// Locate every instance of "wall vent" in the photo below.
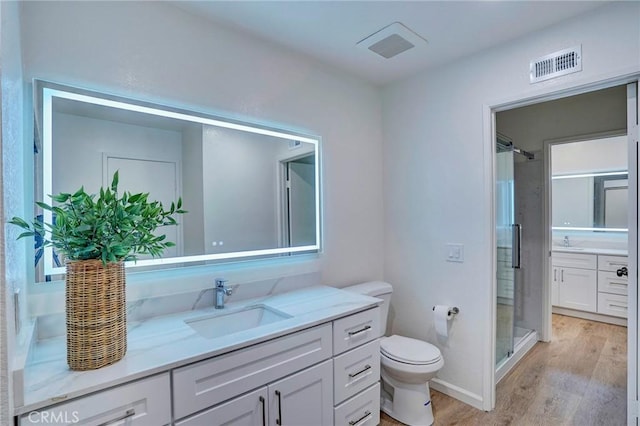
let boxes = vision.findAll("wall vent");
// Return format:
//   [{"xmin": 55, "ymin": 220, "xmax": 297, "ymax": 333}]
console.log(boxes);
[{"xmin": 530, "ymin": 46, "xmax": 582, "ymax": 83}]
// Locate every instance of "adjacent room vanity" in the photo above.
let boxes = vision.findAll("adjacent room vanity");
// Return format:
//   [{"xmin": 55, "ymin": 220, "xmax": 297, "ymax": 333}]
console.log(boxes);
[
  {"xmin": 551, "ymin": 248, "xmax": 628, "ymax": 325},
  {"xmin": 15, "ymin": 286, "xmax": 382, "ymax": 426}
]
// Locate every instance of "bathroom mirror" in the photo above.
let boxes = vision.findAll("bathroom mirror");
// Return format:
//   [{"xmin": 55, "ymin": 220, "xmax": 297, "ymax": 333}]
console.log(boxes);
[
  {"xmin": 550, "ymin": 134, "xmax": 628, "ymax": 232},
  {"xmin": 34, "ymin": 80, "xmax": 321, "ymax": 279}
]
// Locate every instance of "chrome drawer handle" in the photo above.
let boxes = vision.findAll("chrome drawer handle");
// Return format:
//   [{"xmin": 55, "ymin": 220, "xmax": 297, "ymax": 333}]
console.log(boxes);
[
  {"xmin": 348, "ymin": 364, "xmax": 372, "ymax": 379},
  {"xmin": 97, "ymin": 409, "xmax": 135, "ymax": 426},
  {"xmin": 348, "ymin": 325, "xmax": 371, "ymax": 336},
  {"xmin": 349, "ymin": 410, "xmax": 372, "ymax": 426}
]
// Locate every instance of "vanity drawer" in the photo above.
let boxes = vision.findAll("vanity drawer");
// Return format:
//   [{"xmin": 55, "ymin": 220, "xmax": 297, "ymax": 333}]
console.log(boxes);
[
  {"xmin": 551, "ymin": 253, "xmax": 597, "ymax": 270},
  {"xmin": 598, "ymin": 292, "xmax": 628, "ymax": 318},
  {"xmin": 172, "ymin": 323, "xmax": 332, "ymax": 420},
  {"xmin": 333, "ymin": 307, "xmax": 380, "ymax": 355},
  {"xmin": 598, "ymin": 255, "xmax": 628, "ymax": 272},
  {"xmin": 19, "ymin": 373, "xmax": 170, "ymax": 426},
  {"xmin": 334, "ymin": 339, "xmax": 380, "ymax": 404},
  {"xmin": 598, "ymin": 271, "xmax": 629, "ymax": 295},
  {"xmin": 334, "ymin": 382, "xmax": 380, "ymax": 426}
]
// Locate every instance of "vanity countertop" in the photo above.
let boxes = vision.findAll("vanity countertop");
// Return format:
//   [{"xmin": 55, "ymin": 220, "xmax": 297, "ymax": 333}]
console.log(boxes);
[
  {"xmin": 552, "ymin": 247, "xmax": 628, "ymax": 256},
  {"xmin": 16, "ymin": 285, "xmax": 380, "ymax": 415}
]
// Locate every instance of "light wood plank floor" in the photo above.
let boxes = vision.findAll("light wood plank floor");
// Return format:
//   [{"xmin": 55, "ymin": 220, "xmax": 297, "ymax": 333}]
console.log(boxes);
[{"xmin": 381, "ymin": 314, "xmax": 627, "ymax": 426}]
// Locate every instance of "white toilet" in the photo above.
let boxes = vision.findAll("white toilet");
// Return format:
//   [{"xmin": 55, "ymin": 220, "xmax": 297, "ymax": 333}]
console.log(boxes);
[{"xmin": 344, "ymin": 281, "xmax": 444, "ymax": 426}]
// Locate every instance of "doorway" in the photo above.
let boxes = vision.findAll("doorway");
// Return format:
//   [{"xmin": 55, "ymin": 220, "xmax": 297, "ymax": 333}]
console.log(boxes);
[{"xmin": 491, "ymin": 80, "xmax": 639, "ymax": 418}]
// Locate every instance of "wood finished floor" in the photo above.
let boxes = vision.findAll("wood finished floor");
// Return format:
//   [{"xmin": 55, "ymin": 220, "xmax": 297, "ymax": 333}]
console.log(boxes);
[{"xmin": 380, "ymin": 314, "xmax": 627, "ymax": 426}]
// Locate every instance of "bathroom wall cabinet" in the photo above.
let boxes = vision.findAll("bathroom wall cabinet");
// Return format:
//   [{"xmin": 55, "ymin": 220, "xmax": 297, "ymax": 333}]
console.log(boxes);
[
  {"xmin": 19, "ymin": 306, "xmax": 381, "ymax": 426},
  {"xmin": 552, "ymin": 252, "xmax": 628, "ymax": 322}
]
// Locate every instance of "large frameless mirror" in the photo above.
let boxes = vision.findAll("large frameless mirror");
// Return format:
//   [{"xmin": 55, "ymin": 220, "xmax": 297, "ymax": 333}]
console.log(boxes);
[
  {"xmin": 34, "ymin": 80, "xmax": 321, "ymax": 280},
  {"xmin": 551, "ymin": 134, "xmax": 627, "ymax": 233}
]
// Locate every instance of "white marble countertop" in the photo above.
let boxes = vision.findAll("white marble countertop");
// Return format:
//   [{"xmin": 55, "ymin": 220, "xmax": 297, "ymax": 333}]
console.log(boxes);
[
  {"xmin": 16, "ymin": 285, "xmax": 380, "ymax": 415},
  {"xmin": 552, "ymin": 247, "xmax": 628, "ymax": 256}
]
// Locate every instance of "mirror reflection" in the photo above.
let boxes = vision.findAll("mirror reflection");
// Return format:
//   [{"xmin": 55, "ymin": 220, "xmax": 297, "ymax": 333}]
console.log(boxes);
[
  {"xmin": 37, "ymin": 81, "xmax": 321, "ymax": 278},
  {"xmin": 550, "ymin": 134, "xmax": 628, "ymax": 232}
]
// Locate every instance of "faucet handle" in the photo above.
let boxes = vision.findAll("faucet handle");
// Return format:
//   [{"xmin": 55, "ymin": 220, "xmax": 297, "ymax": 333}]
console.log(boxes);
[{"xmin": 215, "ymin": 278, "xmax": 228, "ymax": 288}]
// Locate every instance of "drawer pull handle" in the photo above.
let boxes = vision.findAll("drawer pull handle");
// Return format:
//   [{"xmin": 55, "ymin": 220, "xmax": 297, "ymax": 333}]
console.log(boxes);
[
  {"xmin": 96, "ymin": 409, "xmax": 135, "ymax": 426},
  {"xmin": 348, "ymin": 325, "xmax": 372, "ymax": 336},
  {"xmin": 275, "ymin": 390, "xmax": 282, "ymax": 425},
  {"xmin": 349, "ymin": 364, "xmax": 372, "ymax": 379},
  {"xmin": 617, "ymin": 267, "xmax": 628, "ymax": 277},
  {"xmin": 349, "ymin": 410, "xmax": 372, "ymax": 426},
  {"xmin": 259, "ymin": 396, "xmax": 266, "ymax": 426}
]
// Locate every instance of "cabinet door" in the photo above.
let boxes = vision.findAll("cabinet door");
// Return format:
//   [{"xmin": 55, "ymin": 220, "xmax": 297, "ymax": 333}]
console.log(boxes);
[
  {"xmin": 268, "ymin": 360, "xmax": 333, "ymax": 426},
  {"xmin": 176, "ymin": 387, "xmax": 268, "ymax": 426},
  {"xmin": 557, "ymin": 267, "xmax": 597, "ymax": 312}
]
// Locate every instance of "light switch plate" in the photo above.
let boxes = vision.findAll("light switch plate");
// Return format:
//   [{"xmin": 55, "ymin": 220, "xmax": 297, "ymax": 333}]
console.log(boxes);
[{"xmin": 446, "ymin": 243, "xmax": 464, "ymax": 263}]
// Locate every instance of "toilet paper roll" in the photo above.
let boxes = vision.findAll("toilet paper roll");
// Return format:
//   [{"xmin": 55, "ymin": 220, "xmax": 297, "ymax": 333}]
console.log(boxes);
[{"xmin": 434, "ymin": 305, "xmax": 453, "ymax": 338}]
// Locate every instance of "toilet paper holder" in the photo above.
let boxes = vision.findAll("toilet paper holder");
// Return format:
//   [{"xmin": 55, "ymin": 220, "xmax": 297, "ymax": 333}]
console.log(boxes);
[{"xmin": 432, "ymin": 306, "xmax": 459, "ymax": 316}]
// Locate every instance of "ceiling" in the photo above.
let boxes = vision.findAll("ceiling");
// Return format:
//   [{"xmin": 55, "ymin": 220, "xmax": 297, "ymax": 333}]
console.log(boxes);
[{"xmin": 173, "ymin": 1, "xmax": 610, "ymax": 86}]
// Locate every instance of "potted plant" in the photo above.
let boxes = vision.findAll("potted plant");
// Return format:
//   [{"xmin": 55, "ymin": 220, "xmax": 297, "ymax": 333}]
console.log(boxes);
[{"xmin": 9, "ymin": 171, "xmax": 185, "ymax": 370}]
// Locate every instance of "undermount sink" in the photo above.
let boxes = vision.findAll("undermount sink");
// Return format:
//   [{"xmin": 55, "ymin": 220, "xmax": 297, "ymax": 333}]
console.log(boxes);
[{"xmin": 185, "ymin": 304, "xmax": 292, "ymax": 339}]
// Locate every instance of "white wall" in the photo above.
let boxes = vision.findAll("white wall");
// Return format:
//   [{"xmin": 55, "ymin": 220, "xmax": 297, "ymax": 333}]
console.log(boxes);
[
  {"xmin": 382, "ymin": 2, "xmax": 640, "ymax": 408},
  {"xmin": 1, "ymin": 1, "xmax": 26, "ymax": 420},
  {"xmin": 552, "ymin": 135, "xmax": 627, "ymax": 174},
  {"xmin": 20, "ymin": 1, "xmax": 384, "ymax": 305}
]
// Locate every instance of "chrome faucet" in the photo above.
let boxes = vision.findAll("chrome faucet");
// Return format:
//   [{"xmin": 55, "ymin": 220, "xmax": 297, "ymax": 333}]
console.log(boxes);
[
  {"xmin": 563, "ymin": 236, "xmax": 570, "ymax": 247},
  {"xmin": 214, "ymin": 278, "xmax": 233, "ymax": 309}
]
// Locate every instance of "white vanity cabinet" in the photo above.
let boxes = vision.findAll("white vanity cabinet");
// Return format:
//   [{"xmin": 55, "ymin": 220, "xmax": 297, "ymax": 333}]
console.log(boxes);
[
  {"xmin": 552, "ymin": 251, "xmax": 628, "ymax": 321},
  {"xmin": 18, "ymin": 373, "xmax": 171, "ymax": 426},
  {"xmin": 16, "ymin": 301, "xmax": 381, "ymax": 426},
  {"xmin": 176, "ymin": 360, "xmax": 333, "ymax": 426},
  {"xmin": 597, "ymin": 255, "xmax": 628, "ymax": 317},
  {"xmin": 173, "ymin": 307, "xmax": 381, "ymax": 426},
  {"xmin": 552, "ymin": 253, "xmax": 597, "ymax": 312}
]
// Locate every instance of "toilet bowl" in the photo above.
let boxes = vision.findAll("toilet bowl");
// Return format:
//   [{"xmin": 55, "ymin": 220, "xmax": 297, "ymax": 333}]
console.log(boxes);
[
  {"xmin": 380, "ymin": 335, "xmax": 444, "ymax": 425},
  {"xmin": 343, "ymin": 282, "xmax": 444, "ymax": 426}
]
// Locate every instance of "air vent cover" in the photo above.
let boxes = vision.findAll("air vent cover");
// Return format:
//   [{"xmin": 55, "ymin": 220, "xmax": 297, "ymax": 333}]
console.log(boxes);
[{"xmin": 530, "ymin": 46, "xmax": 582, "ymax": 83}]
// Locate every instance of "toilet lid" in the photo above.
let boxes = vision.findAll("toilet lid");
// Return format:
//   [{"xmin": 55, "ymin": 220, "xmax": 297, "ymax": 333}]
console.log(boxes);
[{"xmin": 380, "ymin": 335, "xmax": 442, "ymax": 365}]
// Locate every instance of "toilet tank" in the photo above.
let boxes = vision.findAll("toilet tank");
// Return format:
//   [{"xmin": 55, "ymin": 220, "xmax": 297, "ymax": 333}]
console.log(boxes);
[{"xmin": 342, "ymin": 281, "xmax": 393, "ymax": 332}]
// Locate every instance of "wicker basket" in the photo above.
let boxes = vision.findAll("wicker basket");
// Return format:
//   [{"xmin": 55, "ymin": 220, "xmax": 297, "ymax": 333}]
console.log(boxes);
[{"xmin": 66, "ymin": 259, "xmax": 127, "ymax": 370}]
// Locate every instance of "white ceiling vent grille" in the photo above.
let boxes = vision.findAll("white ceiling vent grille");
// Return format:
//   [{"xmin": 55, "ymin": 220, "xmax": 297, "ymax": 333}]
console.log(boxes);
[{"xmin": 530, "ymin": 46, "xmax": 582, "ymax": 83}]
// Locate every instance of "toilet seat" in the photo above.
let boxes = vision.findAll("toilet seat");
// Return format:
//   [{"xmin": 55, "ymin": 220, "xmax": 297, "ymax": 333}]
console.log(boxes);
[{"xmin": 380, "ymin": 335, "xmax": 442, "ymax": 365}]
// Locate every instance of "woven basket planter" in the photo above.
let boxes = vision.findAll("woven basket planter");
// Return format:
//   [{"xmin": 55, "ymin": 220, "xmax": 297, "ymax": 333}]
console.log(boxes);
[{"xmin": 66, "ymin": 259, "xmax": 127, "ymax": 370}]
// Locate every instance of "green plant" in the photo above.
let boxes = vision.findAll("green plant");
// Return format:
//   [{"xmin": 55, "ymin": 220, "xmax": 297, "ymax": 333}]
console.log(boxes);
[{"xmin": 9, "ymin": 171, "xmax": 186, "ymax": 264}]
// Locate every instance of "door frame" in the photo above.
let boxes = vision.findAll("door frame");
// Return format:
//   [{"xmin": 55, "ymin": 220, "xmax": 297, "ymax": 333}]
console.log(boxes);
[{"xmin": 485, "ymin": 73, "xmax": 640, "ymax": 412}]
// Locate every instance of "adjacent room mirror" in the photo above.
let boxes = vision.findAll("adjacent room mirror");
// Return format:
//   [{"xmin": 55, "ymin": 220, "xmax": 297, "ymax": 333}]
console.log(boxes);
[
  {"xmin": 35, "ymin": 80, "xmax": 321, "ymax": 279},
  {"xmin": 550, "ymin": 134, "xmax": 628, "ymax": 232}
]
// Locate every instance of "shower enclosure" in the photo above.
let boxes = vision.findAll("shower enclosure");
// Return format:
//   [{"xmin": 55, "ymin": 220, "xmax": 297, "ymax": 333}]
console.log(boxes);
[{"xmin": 495, "ymin": 135, "xmax": 537, "ymax": 378}]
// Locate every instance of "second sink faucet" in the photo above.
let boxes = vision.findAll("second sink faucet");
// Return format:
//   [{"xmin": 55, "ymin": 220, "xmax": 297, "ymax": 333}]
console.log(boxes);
[
  {"xmin": 214, "ymin": 278, "xmax": 233, "ymax": 309},
  {"xmin": 563, "ymin": 236, "xmax": 570, "ymax": 247}
]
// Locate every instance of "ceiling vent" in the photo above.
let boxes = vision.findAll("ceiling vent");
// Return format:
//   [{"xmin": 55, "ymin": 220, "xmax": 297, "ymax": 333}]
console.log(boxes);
[
  {"xmin": 530, "ymin": 46, "xmax": 582, "ymax": 83},
  {"xmin": 357, "ymin": 22, "xmax": 428, "ymax": 59}
]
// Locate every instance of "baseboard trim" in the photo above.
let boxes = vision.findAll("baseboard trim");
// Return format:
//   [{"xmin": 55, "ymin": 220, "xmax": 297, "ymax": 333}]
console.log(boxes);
[
  {"xmin": 430, "ymin": 378, "xmax": 484, "ymax": 411},
  {"xmin": 552, "ymin": 306, "xmax": 627, "ymax": 326}
]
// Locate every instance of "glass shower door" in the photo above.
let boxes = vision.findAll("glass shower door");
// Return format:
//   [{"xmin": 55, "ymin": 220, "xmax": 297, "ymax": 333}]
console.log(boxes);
[{"xmin": 496, "ymin": 146, "xmax": 516, "ymax": 366}]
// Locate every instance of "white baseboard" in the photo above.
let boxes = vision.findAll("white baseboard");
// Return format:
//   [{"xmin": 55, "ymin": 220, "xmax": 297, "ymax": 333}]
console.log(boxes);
[
  {"xmin": 552, "ymin": 306, "xmax": 627, "ymax": 326},
  {"xmin": 430, "ymin": 378, "xmax": 484, "ymax": 411}
]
